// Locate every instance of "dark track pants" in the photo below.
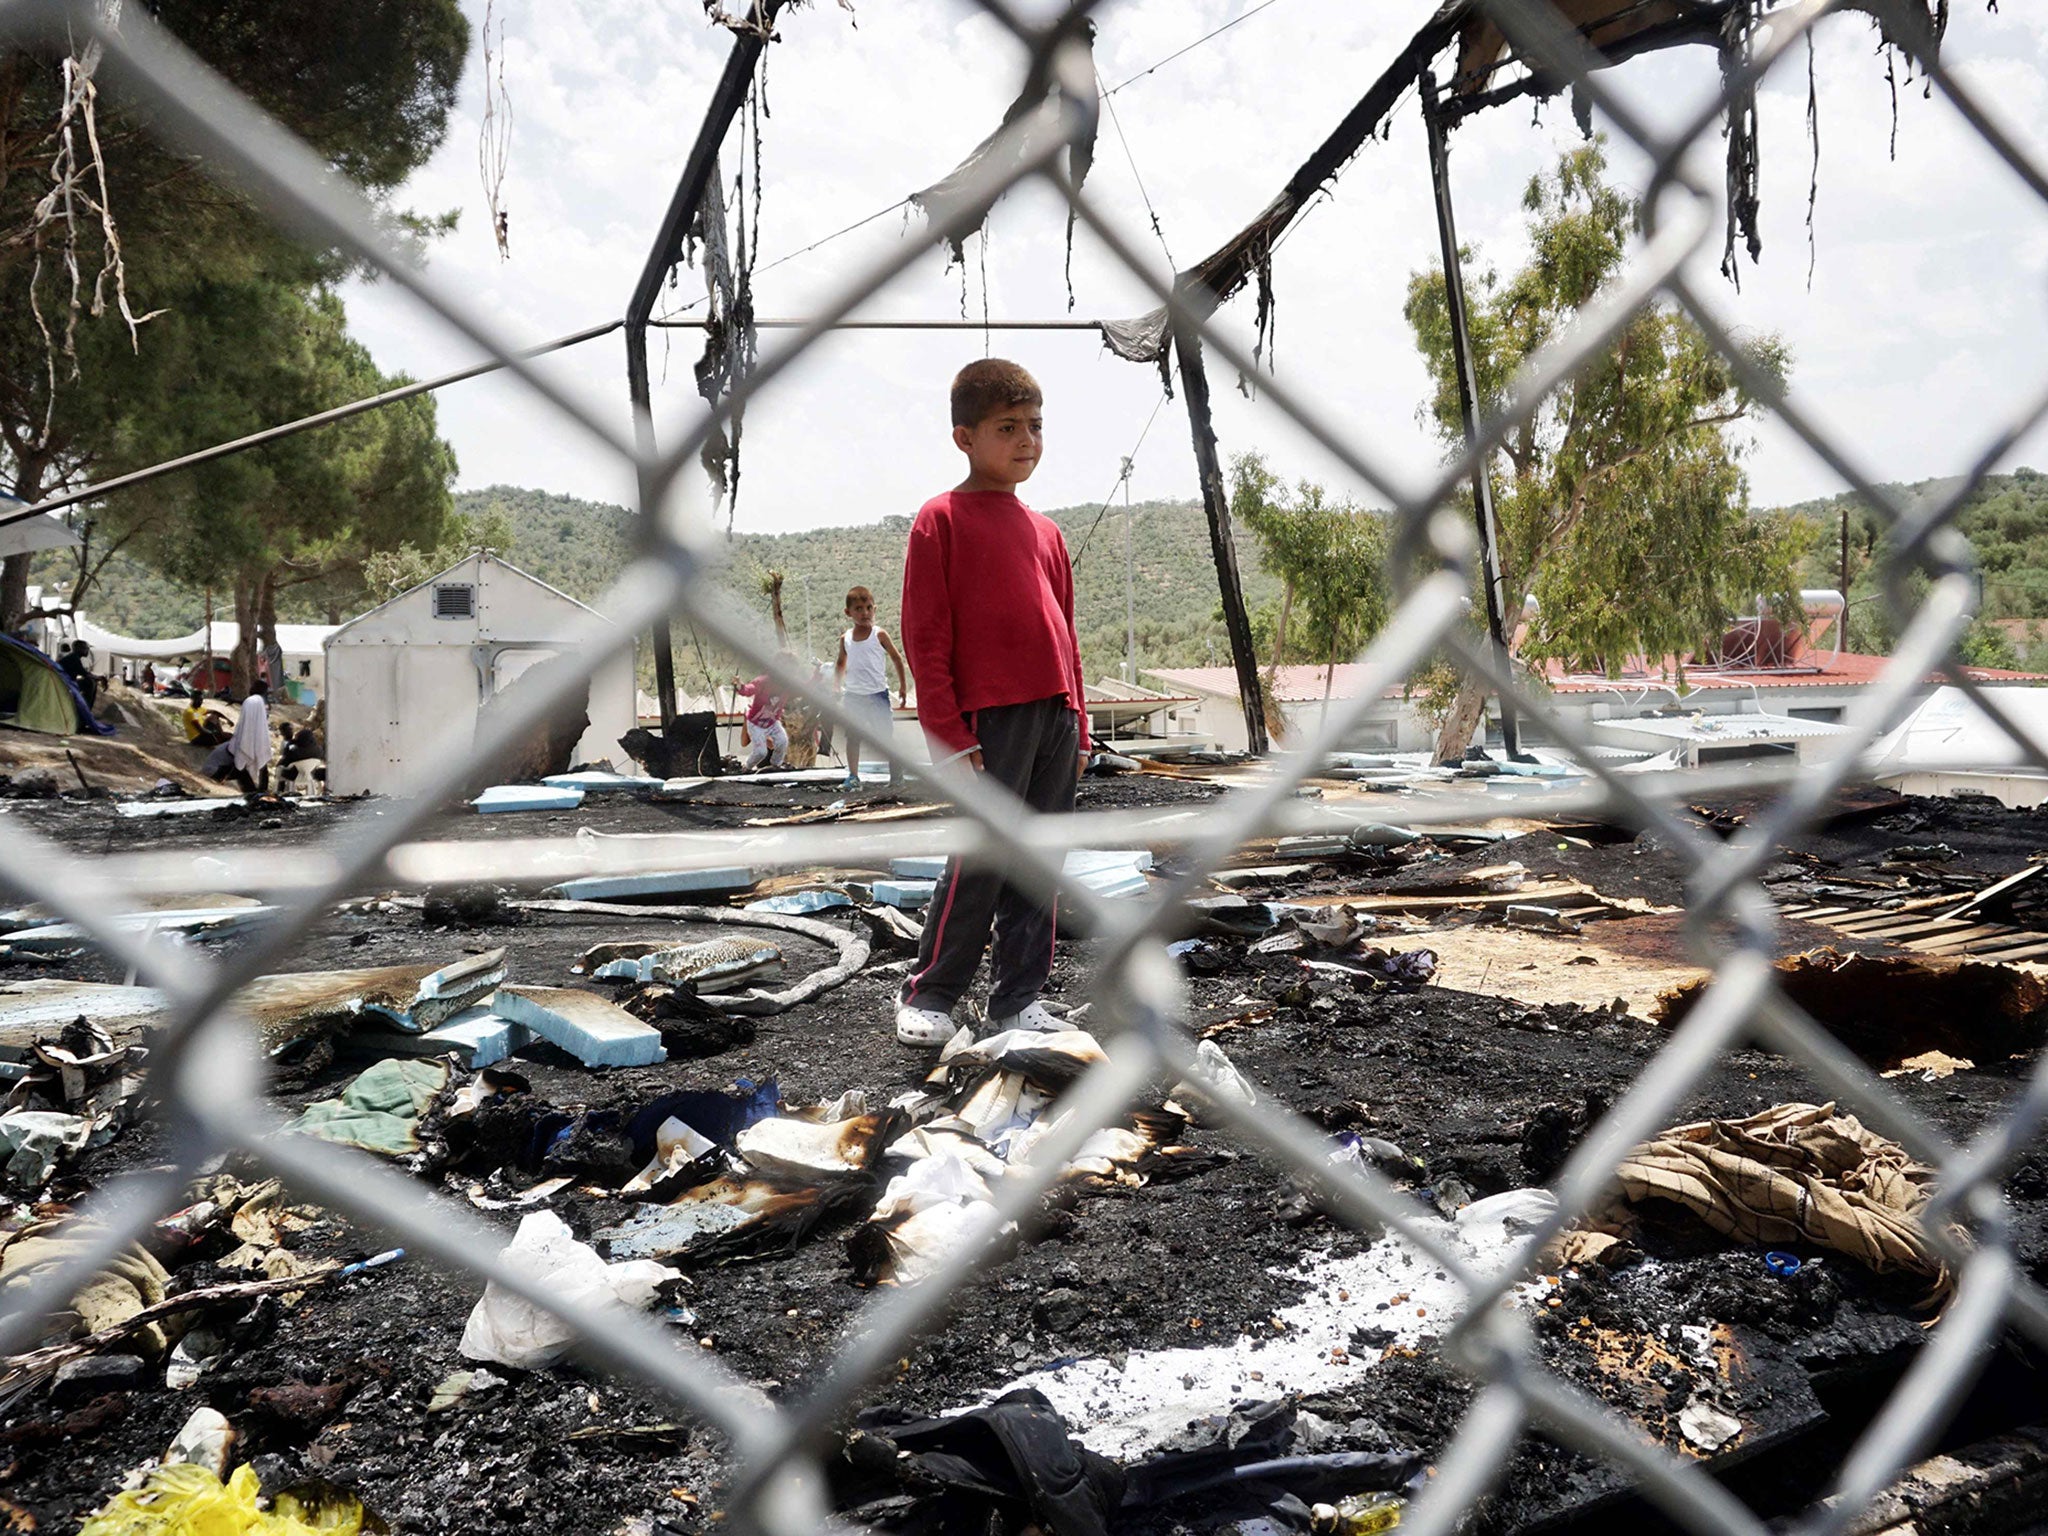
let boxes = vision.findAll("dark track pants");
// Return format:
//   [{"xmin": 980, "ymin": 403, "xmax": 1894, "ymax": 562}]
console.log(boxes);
[{"xmin": 901, "ymin": 695, "xmax": 1079, "ymax": 1018}]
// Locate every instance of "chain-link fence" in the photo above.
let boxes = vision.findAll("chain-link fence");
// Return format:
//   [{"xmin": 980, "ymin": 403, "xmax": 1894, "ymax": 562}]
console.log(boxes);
[{"xmin": 2, "ymin": 0, "xmax": 2046, "ymax": 1531}]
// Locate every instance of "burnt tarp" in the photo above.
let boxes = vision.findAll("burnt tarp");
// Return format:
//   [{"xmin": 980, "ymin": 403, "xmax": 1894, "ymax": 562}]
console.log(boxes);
[
  {"xmin": 1099, "ymin": 0, "xmax": 1951, "ymax": 360},
  {"xmin": 909, "ymin": 23, "xmax": 1097, "ymax": 286}
]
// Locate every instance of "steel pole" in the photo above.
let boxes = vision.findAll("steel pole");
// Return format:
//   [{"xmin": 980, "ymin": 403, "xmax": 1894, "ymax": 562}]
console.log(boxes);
[
  {"xmin": 0, "ymin": 320, "xmax": 624, "ymax": 530},
  {"xmin": 1172, "ymin": 318, "xmax": 1269, "ymax": 756},
  {"xmin": 1420, "ymin": 68, "xmax": 1521, "ymax": 759},
  {"xmin": 625, "ymin": 1, "xmax": 785, "ymax": 732},
  {"xmin": 1124, "ymin": 489, "xmax": 1136, "ymax": 685}
]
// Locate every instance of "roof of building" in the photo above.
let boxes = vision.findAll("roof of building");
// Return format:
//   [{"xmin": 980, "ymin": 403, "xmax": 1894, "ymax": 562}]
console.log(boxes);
[
  {"xmin": 1869, "ymin": 684, "xmax": 2048, "ymax": 775},
  {"xmin": 1590, "ymin": 712, "xmax": 1853, "ymax": 746},
  {"xmin": 1144, "ymin": 664, "xmax": 1391, "ymax": 704},
  {"xmin": 66, "ymin": 616, "xmax": 337, "ymax": 660},
  {"xmin": 327, "ymin": 550, "xmax": 602, "ymax": 645}
]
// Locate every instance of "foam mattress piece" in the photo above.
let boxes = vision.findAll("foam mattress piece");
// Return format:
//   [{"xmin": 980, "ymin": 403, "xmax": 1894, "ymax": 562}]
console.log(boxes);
[
  {"xmin": 492, "ymin": 986, "xmax": 665, "ymax": 1068},
  {"xmin": 872, "ymin": 880, "xmax": 935, "ymax": 909},
  {"xmin": 542, "ymin": 868, "xmax": 756, "ymax": 901},
  {"xmin": 541, "ymin": 772, "xmax": 662, "ymax": 794},
  {"xmin": 889, "ymin": 856, "xmax": 949, "ymax": 880},
  {"xmin": 1064, "ymin": 848, "xmax": 1155, "ymax": 874},
  {"xmin": 417, "ymin": 1007, "xmax": 532, "ymax": 1068},
  {"xmin": 654, "ymin": 777, "xmax": 713, "ymax": 800},
  {"xmin": 745, "ymin": 890, "xmax": 853, "ymax": 914},
  {"xmin": 1063, "ymin": 849, "xmax": 1154, "ymax": 900},
  {"xmin": 472, "ymin": 785, "xmax": 585, "ymax": 814},
  {"xmin": 0, "ymin": 982, "xmax": 170, "ymax": 1040}
]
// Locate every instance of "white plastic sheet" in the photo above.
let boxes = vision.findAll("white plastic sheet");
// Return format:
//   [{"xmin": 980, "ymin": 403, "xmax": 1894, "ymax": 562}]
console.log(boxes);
[{"xmin": 458, "ymin": 1210, "xmax": 678, "ymax": 1368}]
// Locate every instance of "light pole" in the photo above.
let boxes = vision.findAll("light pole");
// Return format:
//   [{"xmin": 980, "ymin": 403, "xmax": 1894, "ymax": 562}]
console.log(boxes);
[{"xmin": 1120, "ymin": 456, "xmax": 1136, "ymax": 685}]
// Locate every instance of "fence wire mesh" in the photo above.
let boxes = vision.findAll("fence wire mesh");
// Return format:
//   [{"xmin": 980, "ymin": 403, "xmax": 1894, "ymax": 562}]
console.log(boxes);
[{"xmin": 0, "ymin": 0, "xmax": 2044, "ymax": 1531}]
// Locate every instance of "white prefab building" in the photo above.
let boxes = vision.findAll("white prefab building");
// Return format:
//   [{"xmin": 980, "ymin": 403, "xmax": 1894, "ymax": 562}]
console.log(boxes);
[
  {"xmin": 1866, "ymin": 685, "xmax": 2048, "ymax": 807},
  {"xmin": 324, "ymin": 553, "xmax": 635, "ymax": 798}
]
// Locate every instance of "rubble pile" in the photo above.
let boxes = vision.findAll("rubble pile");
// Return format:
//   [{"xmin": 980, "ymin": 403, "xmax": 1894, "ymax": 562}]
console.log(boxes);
[{"xmin": 0, "ymin": 775, "xmax": 2044, "ymax": 1534}]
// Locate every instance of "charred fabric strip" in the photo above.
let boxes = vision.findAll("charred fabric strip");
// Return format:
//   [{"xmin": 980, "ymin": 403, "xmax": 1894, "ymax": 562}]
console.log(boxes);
[
  {"xmin": 1656, "ymin": 946, "xmax": 2048, "ymax": 1071},
  {"xmin": 833, "ymin": 1390, "xmax": 1422, "ymax": 1534},
  {"xmin": 505, "ymin": 900, "xmax": 868, "ymax": 1015},
  {"xmin": 685, "ymin": 148, "xmax": 754, "ymax": 516},
  {"xmin": 908, "ymin": 19, "xmax": 1098, "ymax": 281}
]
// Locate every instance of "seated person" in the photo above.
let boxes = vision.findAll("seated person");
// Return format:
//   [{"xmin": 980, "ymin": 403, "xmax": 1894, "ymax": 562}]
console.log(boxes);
[
  {"xmin": 182, "ymin": 691, "xmax": 231, "ymax": 747},
  {"xmin": 182, "ymin": 696, "xmax": 232, "ymax": 749},
  {"xmin": 57, "ymin": 642, "xmax": 97, "ymax": 707},
  {"xmin": 279, "ymin": 722, "xmax": 323, "ymax": 768}
]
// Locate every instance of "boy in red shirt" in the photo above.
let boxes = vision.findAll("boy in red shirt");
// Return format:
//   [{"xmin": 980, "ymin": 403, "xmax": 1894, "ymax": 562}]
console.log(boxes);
[{"xmin": 895, "ymin": 359, "xmax": 1090, "ymax": 1047}]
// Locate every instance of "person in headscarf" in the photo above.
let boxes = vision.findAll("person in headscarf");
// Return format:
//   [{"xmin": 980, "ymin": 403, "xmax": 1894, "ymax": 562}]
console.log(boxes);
[{"xmin": 218, "ymin": 679, "xmax": 273, "ymax": 794}]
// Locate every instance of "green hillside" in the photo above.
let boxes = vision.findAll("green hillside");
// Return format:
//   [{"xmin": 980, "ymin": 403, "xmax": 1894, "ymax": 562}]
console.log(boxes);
[
  {"xmin": 1784, "ymin": 467, "xmax": 2048, "ymax": 669},
  {"xmin": 52, "ymin": 468, "xmax": 2048, "ymax": 682},
  {"xmin": 48, "ymin": 484, "xmax": 1285, "ymax": 687},
  {"xmin": 451, "ymin": 485, "xmax": 1288, "ymax": 685}
]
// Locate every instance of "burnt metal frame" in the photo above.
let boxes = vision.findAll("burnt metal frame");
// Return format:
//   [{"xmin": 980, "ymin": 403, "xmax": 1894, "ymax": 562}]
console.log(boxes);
[
  {"xmin": 0, "ymin": 4, "xmax": 2042, "ymax": 1536},
  {"xmin": 1420, "ymin": 65, "xmax": 1522, "ymax": 759},
  {"xmin": 624, "ymin": 0, "xmax": 788, "ymax": 734}
]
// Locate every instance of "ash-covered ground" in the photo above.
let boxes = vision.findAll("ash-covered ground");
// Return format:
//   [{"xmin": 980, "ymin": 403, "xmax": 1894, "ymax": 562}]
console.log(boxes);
[{"xmin": 2, "ymin": 777, "xmax": 2044, "ymax": 1534}]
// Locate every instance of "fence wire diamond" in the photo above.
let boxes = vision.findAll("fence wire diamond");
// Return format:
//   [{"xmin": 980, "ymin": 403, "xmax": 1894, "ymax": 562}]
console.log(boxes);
[{"xmin": 0, "ymin": 1, "xmax": 2043, "ymax": 1533}]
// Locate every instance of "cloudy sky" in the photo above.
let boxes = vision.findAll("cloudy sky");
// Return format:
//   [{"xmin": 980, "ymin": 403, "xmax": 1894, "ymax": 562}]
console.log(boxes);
[{"xmin": 339, "ymin": 0, "xmax": 2048, "ymax": 535}]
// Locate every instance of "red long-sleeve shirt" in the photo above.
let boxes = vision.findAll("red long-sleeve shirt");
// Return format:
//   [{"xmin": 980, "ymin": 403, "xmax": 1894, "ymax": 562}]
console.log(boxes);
[{"xmin": 901, "ymin": 490, "xmax": 1090, "ymax": 758}]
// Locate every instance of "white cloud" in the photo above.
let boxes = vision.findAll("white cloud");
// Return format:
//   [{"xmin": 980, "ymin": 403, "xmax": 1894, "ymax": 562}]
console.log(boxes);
[{"xmin": 338, "ymin": 0, "xmax": 2048, "ymax": 532}]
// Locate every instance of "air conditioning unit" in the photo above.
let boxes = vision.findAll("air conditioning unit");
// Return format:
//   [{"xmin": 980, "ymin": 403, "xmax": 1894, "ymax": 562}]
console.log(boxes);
[{"xmin": 432, "ymin": 583, "xmax": 476, "ymax": 620}]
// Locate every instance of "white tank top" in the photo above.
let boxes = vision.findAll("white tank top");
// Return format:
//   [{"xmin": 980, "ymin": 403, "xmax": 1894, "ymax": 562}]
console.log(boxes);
[{"xmin": 842, "ymin": 628, "xmax": 889, "ymax": 694}]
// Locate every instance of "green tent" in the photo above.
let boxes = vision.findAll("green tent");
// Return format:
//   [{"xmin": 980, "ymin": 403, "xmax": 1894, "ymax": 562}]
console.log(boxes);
[{"xmin": 0, "ymin": 635, "xmax": 104, "ymax": 736}]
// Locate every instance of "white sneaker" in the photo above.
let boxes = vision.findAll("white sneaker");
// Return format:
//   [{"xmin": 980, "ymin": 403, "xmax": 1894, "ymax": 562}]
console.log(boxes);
[
  {"xmin": 895, "ymin": 1001, "xmax": 955, "ymax": 1048},
  {"xmin": 987, "ymin": 1000, "xmax": 1061, "ymax": 1034}
]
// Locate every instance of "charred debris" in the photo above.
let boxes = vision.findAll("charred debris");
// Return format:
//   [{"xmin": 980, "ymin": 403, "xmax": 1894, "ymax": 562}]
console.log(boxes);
[{"xmin": 0, "ymin": 767, "xmax": 2045, "ymax": 1534}]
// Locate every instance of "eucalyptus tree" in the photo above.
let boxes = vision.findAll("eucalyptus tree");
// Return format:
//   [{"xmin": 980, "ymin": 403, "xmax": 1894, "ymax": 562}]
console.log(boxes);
[{"xmin": 1406, "ymin": 139, "xmax": 1807, "ymax": 760}]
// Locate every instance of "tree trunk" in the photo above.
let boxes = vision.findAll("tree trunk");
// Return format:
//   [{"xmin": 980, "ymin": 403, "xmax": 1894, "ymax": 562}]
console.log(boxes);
[
  {"xmin": 1271, "ymin": 580, "xmax": 1294, "ymax": 668},
  {"xmin": 257, "ymin": 570, "xmax": 285, "ymax": 695},
  {"xmin": 229, "ymin": 575, "xmax": 260, "ymax": 698},
  {"xmin": 1259, "ymin": 579, "xmax": 1294, "ymax": 747},
  {"xmin": 0, "ymin": 554, "xmax": 28, "ymax": 636},
  {"xmin": 1, "ymin": 451, "xmax": 53, "ymax": 632},
  {"xmin": 1432, "ymin": 676, "xmax": 1488, "ymax": 765}
]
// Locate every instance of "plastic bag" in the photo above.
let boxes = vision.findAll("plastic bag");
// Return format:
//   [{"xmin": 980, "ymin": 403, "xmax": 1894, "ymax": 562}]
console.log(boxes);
[
  {"xmin": 80, "ymin": 1463, "xmax": 363, "ymax": 1534},
  {"xmin": 458, "ymin": 1210, "xmax": 679, "ymax": 1369}
]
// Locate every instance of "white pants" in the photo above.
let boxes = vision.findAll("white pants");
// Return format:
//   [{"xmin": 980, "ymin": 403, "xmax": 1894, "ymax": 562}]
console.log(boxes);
[{"xmin": 743, "ymin": 719, "xmax": 788, "ymax": 769}]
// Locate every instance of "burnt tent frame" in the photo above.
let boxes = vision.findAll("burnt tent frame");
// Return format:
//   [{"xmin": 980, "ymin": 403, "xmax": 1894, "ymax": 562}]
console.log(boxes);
[
  {"xmin": 1137, "ymin": 0, "xmax": 1949, "ymax": 758},
  {"xmin": 0, "ymin": 0, "xmax": 1957, "ymax": 751}
]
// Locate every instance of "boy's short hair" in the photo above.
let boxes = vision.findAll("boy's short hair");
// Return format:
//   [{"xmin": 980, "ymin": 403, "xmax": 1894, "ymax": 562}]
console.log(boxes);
[
  {"xmin": 845, "ymin": 585, "xmax": 873, "ymax": 608},
  {"xmin": 951, "ymin": 359, "xmax": 1042, "ymax": 429}
]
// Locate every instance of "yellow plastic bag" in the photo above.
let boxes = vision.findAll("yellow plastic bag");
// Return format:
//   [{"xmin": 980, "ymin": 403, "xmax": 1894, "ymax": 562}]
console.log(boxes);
[{"xmin": 80, "ymin": 1463, "xmax": 364, "ymax": 1535}]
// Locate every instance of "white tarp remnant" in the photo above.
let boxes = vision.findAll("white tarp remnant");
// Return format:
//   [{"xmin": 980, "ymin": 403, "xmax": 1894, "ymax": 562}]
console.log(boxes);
[{"xmin": 459, "ymin": 1210, "xmax": 679, "ymax": 1369}]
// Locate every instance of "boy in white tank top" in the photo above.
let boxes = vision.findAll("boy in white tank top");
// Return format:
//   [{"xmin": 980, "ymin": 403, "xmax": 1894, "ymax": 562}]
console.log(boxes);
[{"xmin": 833, "ymin": 585, "xmax": 909, "ymax": 790}]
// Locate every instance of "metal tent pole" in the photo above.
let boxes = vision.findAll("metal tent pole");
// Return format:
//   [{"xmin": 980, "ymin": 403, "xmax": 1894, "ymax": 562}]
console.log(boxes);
[
  {"xmin": 1171, "ymin": 315, "xmax": 1269, "ymax": 756},
  {"xmin": 1420, "ymin": 67, "xmax": 1521, "ymax": 760},
  {"xmin": 0, "ymin": 320, "xmax": 623, "ymax": 530},
  {"xmin": 624, "ymin": 1, "xmax": 786, "ymax": 732}
]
